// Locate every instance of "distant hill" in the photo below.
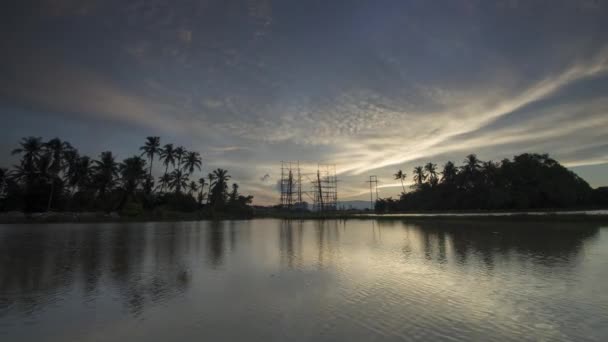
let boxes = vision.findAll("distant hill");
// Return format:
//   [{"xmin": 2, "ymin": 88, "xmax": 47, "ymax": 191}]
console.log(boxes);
[{"xmin": 338, "ymin": 200, "xmax": 373, "ymax": 210}]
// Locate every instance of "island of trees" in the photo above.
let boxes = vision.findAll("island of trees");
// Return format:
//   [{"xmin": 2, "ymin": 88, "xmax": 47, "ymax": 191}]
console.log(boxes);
[
  {"xmin": 0, "ymin": 136, "xmax": 253, "ymax": 219},
  {"xmin": 377, "ymin": 153, "xmax": 608, "ymax": 212}
]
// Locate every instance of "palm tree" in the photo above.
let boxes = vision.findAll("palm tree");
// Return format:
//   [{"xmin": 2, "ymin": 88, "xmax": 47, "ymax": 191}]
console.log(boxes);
[
  {"xmin": 67, "ymin": 156, "xmax": 93, "ymax": 192},
  {"xmin": 183, "ymin": 151, "xmax": 202, "ymax": 174},
  {"xmin": 156, "ymin": 174, "xmax": 172, "ymax": 193},
  {"xmin": 230, "ymin": 183, "xmax": 239, "ymax": 203},
  {"xmin": 413, "ymin": 166, "xmax": 426, "ymax": 186},
  {"xmin": 441, "ymin": 161, "xmax": 458, "ymax": 185},
  {"xmin": 462, "ymin": 154, "xmax": 482, "ymax": 189},
  {"xmin": 463, "ymin": 154, "xmax": 482, "ymax": 174},
  {"xmin": 118, "ymin": 156, "xmax": 147, "ymax": 209},
  {"xmin": 394, "ymin": 169, "xmax": 406, "ymax": 193},
  {"xmin": 424, "ymin": 162, "xmax": 438, "ymax": 186},
  {"xmin": 207, "ymin": 172, "xmax": 217, "ymax": 204},
  {"xmin": 0, "ymin": 168, "xmax": 7, "ymax": 198},
  {"xmin": 174, "ymin": 146, "xmax": 187, "ymax": 170},
  {"xmin": 169, "ymin": 169, "xmax": 189, "ymax": 194},
  {"xmin": 209, "ymin": 168, "xmax": 230, "ymax": 206},
  {"xmin": 187, "ymin": 180, "xmax": 199, "ymax": 196},
  {"xmin": 11, "ymin": 137, "xmax": 44, "ymax": 188},
  {"xmin": 198, "ymin": 177, "xmax": 207, "ymax": 204},
  {"xmin": 140, "ymin": 136, "xmax": 161, "ymax": 186},
  {"xmin": 43, "ymin": 138, "xmax": 73, "ymax": 211},
  {"xmin": 44, "ymin": 138, "xmax": 72, "ymax": 174},
  {"xmin": 159, "ymin": 143, "xmax": 176, "ymax": 176},
  {"xmin": 12, "ymin": 136, "xmax": 43, "ymax": 167},
  {"xmin": 92, "ymin": 151, "xmax": 119, "ymax": 199}
]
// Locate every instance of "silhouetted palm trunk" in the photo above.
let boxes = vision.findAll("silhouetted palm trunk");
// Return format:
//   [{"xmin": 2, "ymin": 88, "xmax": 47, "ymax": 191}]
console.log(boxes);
[
  {"xmin": 46, "ymin": 179, "xmax": 55, "ymax": 212},
  {"xmin": 160, "ymin": 164, "xmax": 169, "ymax": 193}
]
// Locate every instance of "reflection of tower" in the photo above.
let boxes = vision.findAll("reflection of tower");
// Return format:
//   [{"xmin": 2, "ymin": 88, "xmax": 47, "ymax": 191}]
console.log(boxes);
[{"xmin": 366, "ymin": 175, "xmax": 379, "ymax": 209}]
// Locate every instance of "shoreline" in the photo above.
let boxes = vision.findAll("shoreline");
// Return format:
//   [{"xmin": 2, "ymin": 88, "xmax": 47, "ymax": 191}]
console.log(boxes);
[{"xmin": 2, "ymin": 209, "xmax": 608, "ymax": 224}]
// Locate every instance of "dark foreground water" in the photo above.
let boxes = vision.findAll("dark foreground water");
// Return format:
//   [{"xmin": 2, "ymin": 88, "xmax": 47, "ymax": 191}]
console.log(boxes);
[{"xmin": 1, "ymin": 220, "xmax": 607, "ymax": 341}]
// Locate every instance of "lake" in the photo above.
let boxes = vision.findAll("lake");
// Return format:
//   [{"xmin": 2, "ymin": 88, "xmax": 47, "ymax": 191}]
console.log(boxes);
[{"xmin": 1, "ymin": 219, "xmax": 607, "ymax": 341}]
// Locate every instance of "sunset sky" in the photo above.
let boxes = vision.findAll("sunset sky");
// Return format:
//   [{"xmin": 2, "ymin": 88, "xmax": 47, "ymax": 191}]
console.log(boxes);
[{"xmin": 1, "ymin": 0, "xmax": 608, "ymax": 204}]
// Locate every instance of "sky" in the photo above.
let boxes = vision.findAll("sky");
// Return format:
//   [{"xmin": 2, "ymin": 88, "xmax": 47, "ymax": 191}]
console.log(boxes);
[{"xmin": 1, "ymin": 0, "xmax": 608, "ymax": 205}]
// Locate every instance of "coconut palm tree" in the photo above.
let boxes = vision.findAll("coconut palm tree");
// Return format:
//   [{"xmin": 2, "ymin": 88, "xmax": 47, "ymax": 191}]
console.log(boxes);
[
  {"xmin": 463, "ymin": 154, "xmax": 482, "ymax": 174},
  {"xmin": 11, "ymin": 137, "xmax": 44, "ymax": 188},
  {"xmin": 92, "ymin": 151, "xmax": 119, "ymax": 199},
  {"xmin": 12, "ymin": 136, "xmax": 43, "ymax": 167},
  {"xmin": 156, "ymin": 174, "xmax": 172, "ymax": 193},
  {"xmin": 394, "ymin": 169, "xmax": 406, "ymax": 193},
  {"xmin": 0, "ymin": 168, "xmax": 6, "ymax": 189},
  {"xmin": 187, "ymin": 181, "xmax": 199, "ymax": 196},
  {"xmin": 413, "ymin": 166, "xmax": 426, "ymax": 186},
  {"xmin": 44, "ymin": 138, "xmax": 72, "ymax": 174},
  {"xmin": 209, "ymin": 168, "xmax": 230, "ymax": 206},
  {"xmin": 118, "ymin": 156, "xmax": 146, "ymax": 196},
  {"xmin": 42, "ymin": 138, "xmax": 73, "ymax": 211},
  {"xmin": 207, "ymin": 172, "xmax": 216, "ymax": 204},
  {"xmin": 68, "ymin": 156, "xmax": 93, "ymax": 192},
  {"xmin": 198, "ymin": 177, "xmax": 207, "ymax": 204},
  {"xmin": 183, "ymin": 151, "xmax": 202, "ymax": 174},
  {"xmin": 440, "ymin": 161, "xmax": 458, "ymax": 185},
  {"xmin": 159, "ymin": 143, "xmax": 176, "ymax": 174},
  {"xmin": 63, "ymin": 150, "xmax": 80, "ymax": 193},
  {"xmin": 140, "ymin": 137, "xmax": 161, "ymax": 187},
  {"xmin": 230, "ymin": 183, "xmax": 239, "ymax": 203},
  {"xmin": 174, "ymin": 146, "xmax": 187, "ymax": 170},
  {"xmin": 169, "ymin": 169, "xmax": 189, "ymax": 194},
  {"xmin": 424, "ymin": 162, "xmax": 438, "ymax": 186}
]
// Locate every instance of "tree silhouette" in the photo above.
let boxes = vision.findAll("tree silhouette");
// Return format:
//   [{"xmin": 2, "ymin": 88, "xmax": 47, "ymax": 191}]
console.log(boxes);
[
  {"xmin": 118, "ymin": 156, "xmax": 147, "ymax": 209},
  {"xmin": 42, "ymin": 138, "xmax": 72, "ymax": 211},
  {"xmin": 413, "ymin": 166, "xmax": 426, "ymax": 186},
  {"xmin": 1, "ymin": 136, "xmax": 255, "ymax": 216},
  {"xmin": 209, "ymin": 168, "xmax": 230, "ymax": 207},
  {"xmin": 183, "ymin": 151, "xmax": 202, "ymax": 174},
  {"xmin": 198, "ymin": 177, "xmax": 207, "ymax": 204},
  {"xmin": 187, "ymin": 180, "xmax": 199, "ymax": 196},
  {"xmin": 424, "ymin": 162, "xmax": 438, "ymax": 186},
  {"xmin": 92, "ymin": 151, "xmax": 119, "ymax": 200},
  {"xmin": 394, "ymin": 169, "xmax": 407, "ymax": 193},
  {"xmin": 157, "ymin": 174, "xmax": 172, "ymax": 193},
  {"xmin": 169, "ymin": 169, "xmax": 189, "ymax": 194},
  {"xmin": 159, "ymin": 144, "xmax": 176, "ymax": 184},
  {"xmin": 441, "ymin": 161, "xmax": 458, "ymax": 185},
  {"xmin": 379, "ymin": 153, "xmax": 597, "ymax": 212},
  {"xmin": 140, "ymin": 137, "xmax": 161, "ymax": 193},
  {"xmin": 174, "ymin": 146, "xmax": 187, "ymax": 170}
]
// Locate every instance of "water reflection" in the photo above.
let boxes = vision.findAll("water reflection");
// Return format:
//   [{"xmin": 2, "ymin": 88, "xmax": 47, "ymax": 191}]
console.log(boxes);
[{"xmin": 0, "ymin": 220, "xmax": 606, "ymax": 341}]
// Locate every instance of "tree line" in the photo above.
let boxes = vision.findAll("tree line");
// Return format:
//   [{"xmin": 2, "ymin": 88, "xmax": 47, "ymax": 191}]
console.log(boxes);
[
  {"xmin": 377, "ymin": 153, "xmax": 608, "ymax": 212},
  {"xmin": 0, "ymin": 136, "xmax": 253, "ymax": 217}
]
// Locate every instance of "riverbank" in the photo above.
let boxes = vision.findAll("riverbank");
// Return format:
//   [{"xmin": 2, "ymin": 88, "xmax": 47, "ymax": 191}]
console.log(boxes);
[
  {"xmin": 0, "ymin": 210, "xmax": 253, "ymax": 224},
  {"xmin": 2, "ymin": 209, "xmax": 608, "ymax": 224}
]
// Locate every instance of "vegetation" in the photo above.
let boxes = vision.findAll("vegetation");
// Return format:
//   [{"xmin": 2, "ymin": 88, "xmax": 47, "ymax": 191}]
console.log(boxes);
[
  {"xmin": 0, "ymin": 136, "xmax": 253, "ymax": 218},
  {"xmin": 377, "ymin": 153, "xmax": 607, "ymax": 212}
]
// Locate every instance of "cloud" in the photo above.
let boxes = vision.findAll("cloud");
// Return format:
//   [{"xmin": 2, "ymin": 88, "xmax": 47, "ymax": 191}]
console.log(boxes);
[
  {"xmin": 260, "ymin": 173, "xmax": 271, "ymax": 183},
  {"xmin": 2, "ymin": 1, "xmax": 608, "ymax": 204}
]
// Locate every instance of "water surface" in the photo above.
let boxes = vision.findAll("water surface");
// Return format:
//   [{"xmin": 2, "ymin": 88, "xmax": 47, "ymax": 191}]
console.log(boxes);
[{"xmin": 1, "ymin": 219, "xmax": 607, "ymax": 341}]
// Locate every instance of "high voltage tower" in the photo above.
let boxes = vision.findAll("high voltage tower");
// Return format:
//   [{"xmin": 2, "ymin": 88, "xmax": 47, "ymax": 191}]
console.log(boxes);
[
  {"xmin": 280, "ymin": 161, "xmax": 303, "ymax": 209},
  {"xmin": 311, "ymin": 164, "xmax": 338, "ymax": 212},
  {"xmin": 366, "ymin": 175, "xmax": 379, "ymax": 210},
  {"xmin": 279, "ymin": 161, "xmax": 338, "ymax": 212}
]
